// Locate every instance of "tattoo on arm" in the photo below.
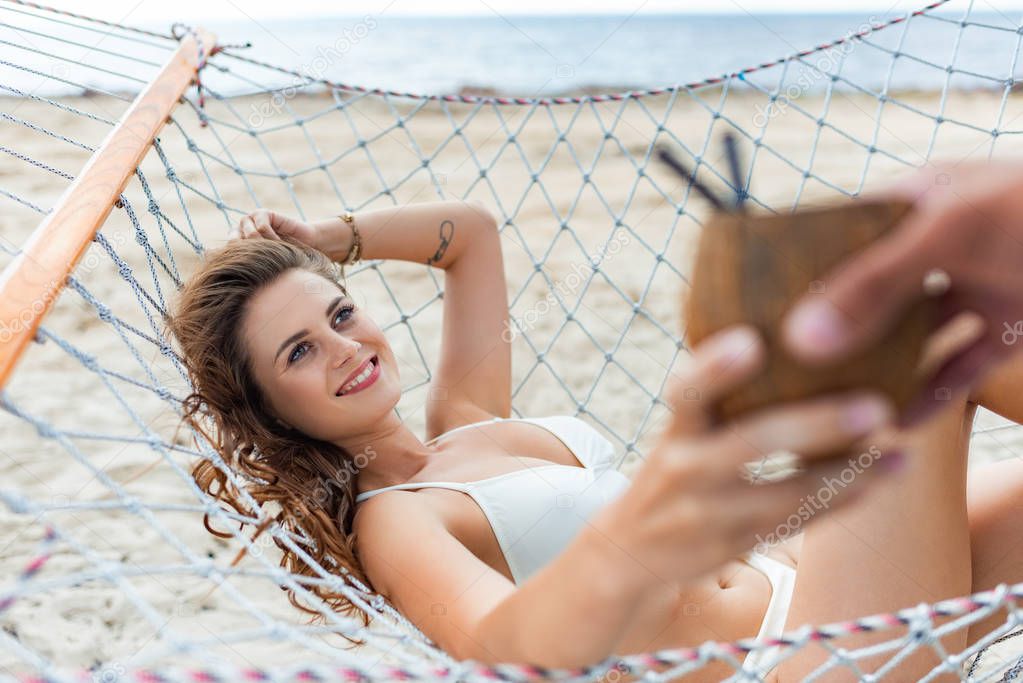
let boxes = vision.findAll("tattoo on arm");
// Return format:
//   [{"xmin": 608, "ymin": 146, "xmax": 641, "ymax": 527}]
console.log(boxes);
[{"xmin": 426, "ymin": 219, "xmax": 455, "ymax": 267}]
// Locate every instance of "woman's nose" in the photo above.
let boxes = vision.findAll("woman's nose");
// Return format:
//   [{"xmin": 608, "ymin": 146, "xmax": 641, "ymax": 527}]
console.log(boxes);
[{"xmin": 331, "ymin": 337, "xmax": 362, "ymax": 368}]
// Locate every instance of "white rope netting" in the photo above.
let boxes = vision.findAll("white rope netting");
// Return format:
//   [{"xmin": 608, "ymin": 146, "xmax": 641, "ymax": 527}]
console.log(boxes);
[{"xmin": 2, "ymin": 0, "xmax": 1023, "ymax": 680}]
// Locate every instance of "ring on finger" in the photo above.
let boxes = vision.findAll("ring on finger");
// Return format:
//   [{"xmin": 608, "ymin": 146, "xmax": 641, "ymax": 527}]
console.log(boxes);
[{"xmin": 922, "ymin": 268, "xmax": 951, "ymax": 297}]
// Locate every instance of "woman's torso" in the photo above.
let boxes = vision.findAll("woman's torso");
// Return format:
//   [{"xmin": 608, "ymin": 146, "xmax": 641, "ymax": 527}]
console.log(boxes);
[
  {"xmin": 356, "ymin": 398, "xmax": 977, "ymax": 681},
  {"xmin": 354, "ymin": 415, "xmax": 799, "ymax": 661}
]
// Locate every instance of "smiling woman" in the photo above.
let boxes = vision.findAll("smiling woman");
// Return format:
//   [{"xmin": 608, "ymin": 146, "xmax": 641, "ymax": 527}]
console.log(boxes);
[
  {"xmin": 165, "ymin": 239, "xmax": 372, "ymax": 636},
  {"xmin": 241, "ymin": 268, "xmax": 397, "ymax": 442},
  {"xmin": 164, "ymin": 199, "xmax": 508, "ymax": 637}
]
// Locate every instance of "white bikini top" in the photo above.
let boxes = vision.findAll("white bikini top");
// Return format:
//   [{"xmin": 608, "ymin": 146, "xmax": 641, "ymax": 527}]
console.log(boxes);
[{"xmin": 355, "ymin": 415, "xmax": 632, "ymax": 585}]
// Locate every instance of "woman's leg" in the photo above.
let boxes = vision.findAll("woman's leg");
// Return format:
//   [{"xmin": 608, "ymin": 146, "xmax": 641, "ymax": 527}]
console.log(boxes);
[
  {"xmin": 965, "ymin": 458, "xmax": 1023, "ymax": 647},
  {"xmin": 771, "ymin": 397, "xmax": 975, "ymax": 682}
]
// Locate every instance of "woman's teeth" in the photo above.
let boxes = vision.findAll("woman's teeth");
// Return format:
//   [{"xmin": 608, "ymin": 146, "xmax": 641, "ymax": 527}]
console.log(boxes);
[{"xmin": 339, "ymin": 359, "xmax": 376, "ymax": 395}]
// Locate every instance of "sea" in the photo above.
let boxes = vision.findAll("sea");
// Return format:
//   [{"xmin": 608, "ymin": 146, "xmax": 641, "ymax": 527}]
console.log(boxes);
[{"xmin": 2, "ymin": 7, "xmax": 1022, "ymax": 97}]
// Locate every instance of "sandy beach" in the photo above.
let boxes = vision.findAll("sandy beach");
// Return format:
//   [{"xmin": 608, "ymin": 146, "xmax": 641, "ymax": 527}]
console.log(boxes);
[{"xmin": 2, "ymin": 85, "xmax": 1023, "ymax": 676}]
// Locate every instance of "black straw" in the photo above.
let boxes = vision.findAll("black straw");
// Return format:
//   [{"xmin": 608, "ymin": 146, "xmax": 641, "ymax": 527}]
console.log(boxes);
[
  {"xmin": 722, "ymin": 132, "xmax": 747, "ymax": 209},
  {"xmin": 655, "ymin": 146, "xmax": 728, "ymax": 212}
]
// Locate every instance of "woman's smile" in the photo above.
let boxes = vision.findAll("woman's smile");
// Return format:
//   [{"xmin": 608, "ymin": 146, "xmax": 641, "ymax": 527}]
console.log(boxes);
[{"xmin": 337, "ymin": 355, "xmax": 381, "ymax": 396}]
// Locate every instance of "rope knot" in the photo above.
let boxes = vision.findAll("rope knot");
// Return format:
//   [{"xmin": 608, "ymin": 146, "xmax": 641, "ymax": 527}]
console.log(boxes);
[
  {"xmin": 170, "ymin": 22, "xmax": 213, "ymax": 128},
  {"xmin": 34, "ymin": 421, "xmax": 59, "ymax": 439},
  {"xmin": 96, "ymin": 304, "xmax": 113, "ymax": 323}
]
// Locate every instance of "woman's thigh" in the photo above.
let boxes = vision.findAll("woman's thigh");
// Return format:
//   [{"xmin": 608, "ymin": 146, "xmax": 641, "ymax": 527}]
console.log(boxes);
[
  {"xmin": 773, "ymin": 397, "xmax": 975, "ymax": 680},
  {"xmin": 965, "ymin": 458, "xmax": 1023, "ymax": 647}
]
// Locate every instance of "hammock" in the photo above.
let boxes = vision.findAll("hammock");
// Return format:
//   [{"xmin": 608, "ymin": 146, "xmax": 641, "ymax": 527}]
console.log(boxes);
[{"xmin": 1, "ymin": 0, "xmax": 1022, "ymax": 680}]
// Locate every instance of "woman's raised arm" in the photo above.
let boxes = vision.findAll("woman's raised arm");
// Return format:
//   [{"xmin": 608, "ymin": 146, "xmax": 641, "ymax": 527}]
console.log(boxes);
[{"xmin": 230, "ymin": 199, "xmax": 496, "ymax": 270}]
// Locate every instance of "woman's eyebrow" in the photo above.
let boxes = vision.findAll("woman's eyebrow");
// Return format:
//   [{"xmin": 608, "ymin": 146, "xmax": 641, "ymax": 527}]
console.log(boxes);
[{"xmin": 273, "ymin": 296, "xmax": 345, "ymax": 364}]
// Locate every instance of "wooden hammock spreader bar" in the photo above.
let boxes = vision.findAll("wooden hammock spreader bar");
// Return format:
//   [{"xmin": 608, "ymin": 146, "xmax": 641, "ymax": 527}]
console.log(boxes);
[{"xmin": 0, "ymin": 28, "xmax": 217, "ymax": 389}]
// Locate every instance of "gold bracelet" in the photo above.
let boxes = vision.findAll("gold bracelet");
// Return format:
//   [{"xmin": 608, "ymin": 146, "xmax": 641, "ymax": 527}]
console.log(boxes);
[{"xmin": 338, "ymin": 211, "xmax": 361, "ymax": 265}]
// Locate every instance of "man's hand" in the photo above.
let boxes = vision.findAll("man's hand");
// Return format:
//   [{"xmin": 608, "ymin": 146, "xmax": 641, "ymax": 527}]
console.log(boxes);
[{"xmin": 780, "ymin": 160, "xmax": 1023, "ymax": 426}]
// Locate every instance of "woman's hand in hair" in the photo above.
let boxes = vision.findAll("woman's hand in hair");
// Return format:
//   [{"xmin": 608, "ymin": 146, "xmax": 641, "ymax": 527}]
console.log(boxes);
[
  {"xmin": 229, "ymin": 209, "xmax": 320, "ymax": 250},
  {"xmin": 584, "ymin": 324, "xmax": 901, "ymax": 586}
]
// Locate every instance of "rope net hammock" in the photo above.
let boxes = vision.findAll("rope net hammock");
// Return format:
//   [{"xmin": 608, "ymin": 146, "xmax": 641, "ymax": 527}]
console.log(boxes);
[{"xmin": 1, "ymin": 0, "xmax": 1022, "ymax": 680}]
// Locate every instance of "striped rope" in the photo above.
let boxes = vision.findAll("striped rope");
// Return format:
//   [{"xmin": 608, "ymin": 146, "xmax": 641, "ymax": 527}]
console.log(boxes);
[{"xmin": 0, "ymin": 525, "xmax": 57, "ymax": 614}]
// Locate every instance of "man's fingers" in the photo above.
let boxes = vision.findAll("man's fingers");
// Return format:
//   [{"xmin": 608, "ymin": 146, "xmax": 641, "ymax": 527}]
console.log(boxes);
[
  {"xmin": 897, "ymin": 334, "xmax": 1002, "ymax": 428},
  {"xmin": 781, "ymin": 205, "xmax": 944, "ymax": 365},
  {"xmin": 660, "ymin": 325, "xmax": 764, "ymax": 439},
  {"xmin": 914, "ymin": 307, "xmax": 984, "ymax": 379}
]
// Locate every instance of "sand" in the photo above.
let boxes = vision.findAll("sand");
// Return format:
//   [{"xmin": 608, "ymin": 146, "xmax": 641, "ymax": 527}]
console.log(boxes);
[{"xmin": 1, "ymin": 85, "xmax": 1022, "ymax": 677}]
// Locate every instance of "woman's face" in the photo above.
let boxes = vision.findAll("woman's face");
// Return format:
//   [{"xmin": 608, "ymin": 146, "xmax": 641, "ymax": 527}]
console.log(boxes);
[{"xmin": 242, "ymin": 268, "xmax": 399, "ymax": 441}]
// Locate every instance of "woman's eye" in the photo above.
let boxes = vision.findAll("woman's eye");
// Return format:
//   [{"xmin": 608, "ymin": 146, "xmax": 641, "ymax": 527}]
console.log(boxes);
[
  {"xmin": 288, "ymin": 341, "xmax": 310, "ymax": 365},
  {"xmin": 287, "ymin": 306, "xmax": 356, "ymax": 366},
  {"xmin": 333, "ymin": 304, "xmax": 356, "ymax": 327}
]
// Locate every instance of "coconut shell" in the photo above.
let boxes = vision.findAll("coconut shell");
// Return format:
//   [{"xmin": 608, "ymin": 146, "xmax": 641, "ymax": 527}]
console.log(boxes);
[{"xmin": 684, "ymin": 198, "xmax": 937, "ymax": 427}]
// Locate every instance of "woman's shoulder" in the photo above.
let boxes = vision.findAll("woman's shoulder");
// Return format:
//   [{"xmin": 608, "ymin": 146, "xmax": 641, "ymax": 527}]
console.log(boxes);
[
  {"xmin": 424, "ymin": 400, "xmax": 503, "ymax": 444},
  {"xmin": 349, "ymin": 485, "xmax": 473, "ymax": 601},
  {"xmin": 351, "ymin": 484, "xmax": 446, "ymax": 540}
]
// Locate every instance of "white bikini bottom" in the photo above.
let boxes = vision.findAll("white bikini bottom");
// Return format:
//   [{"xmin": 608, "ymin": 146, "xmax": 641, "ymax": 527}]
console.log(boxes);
[{"xmin": 740, "ymin": 552, "xmax": 798, "ymax": 676}]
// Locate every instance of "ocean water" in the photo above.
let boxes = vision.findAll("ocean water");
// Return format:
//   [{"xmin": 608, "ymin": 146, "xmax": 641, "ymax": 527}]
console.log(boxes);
[{"xmin": 2, "ymin": 7, "xmax": 1022, "ymax": 97}]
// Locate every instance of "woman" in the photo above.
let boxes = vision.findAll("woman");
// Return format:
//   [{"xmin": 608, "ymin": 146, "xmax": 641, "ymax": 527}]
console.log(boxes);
[{"xmin": 167, "ymin": 200, "xmax": 1023, "ymax": 682}]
